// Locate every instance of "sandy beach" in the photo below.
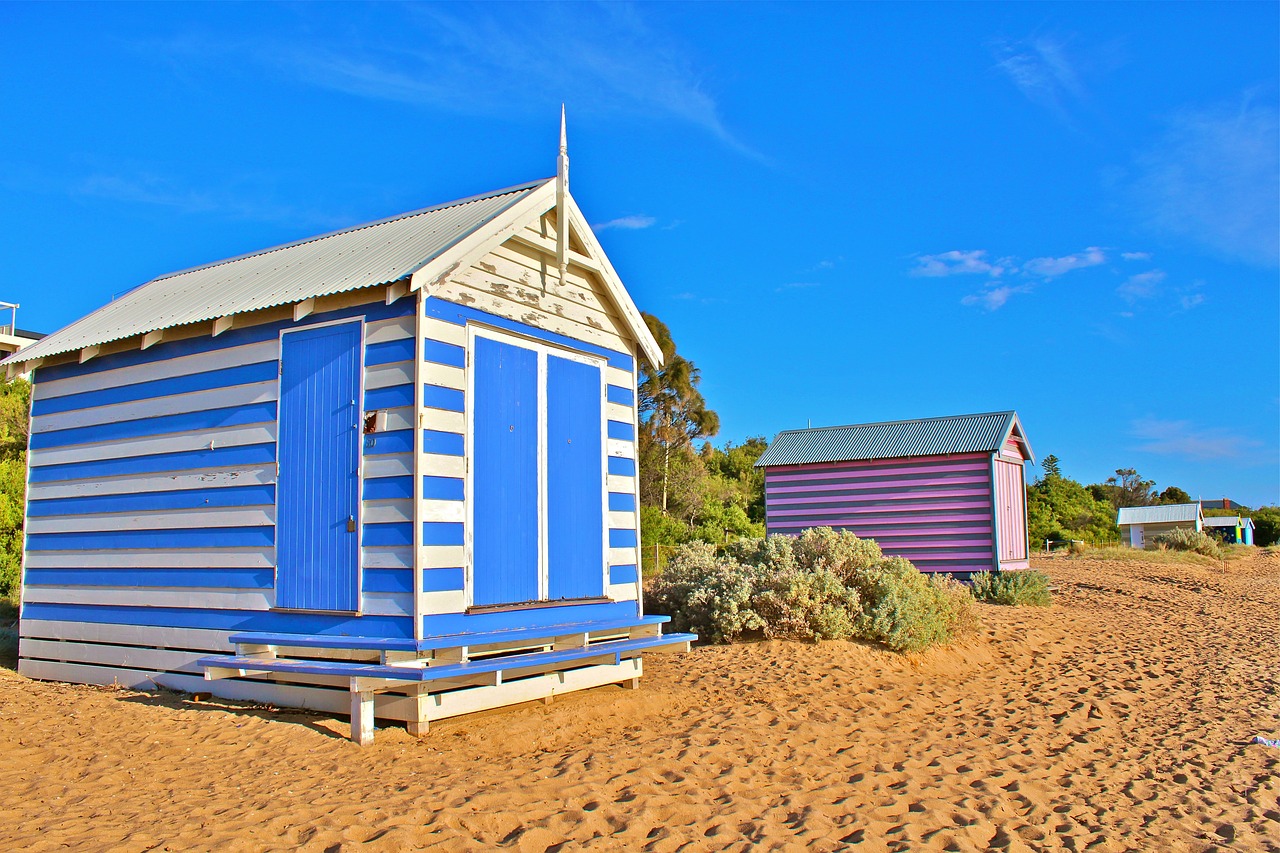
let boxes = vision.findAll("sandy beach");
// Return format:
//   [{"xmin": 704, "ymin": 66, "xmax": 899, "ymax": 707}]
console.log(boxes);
[{"xmin": 0, "ymin": 552, "xmax": 1276, "ymax": 851}]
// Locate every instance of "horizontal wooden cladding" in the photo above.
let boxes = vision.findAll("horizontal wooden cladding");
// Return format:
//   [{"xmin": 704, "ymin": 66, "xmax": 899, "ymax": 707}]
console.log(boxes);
[
  {"xmin": 424, "ymin": 298, "xmax": 633, "ymax": 371},
  {"xmin": 21, "ymin": 601, "xmax": 415, "ymax": 638},
  {"xmin": 22, "ymin": 618, "xmax": 236, "ymax": 652},
  {"xmin": 435, "ymin": 234, "xmax": 633, "ymax": 357},
  {"xmin": 34, "ymin": 291, "xmax": 415, "ymax": 385},
  {"xmin": 23, "ymin": 566, "xmax": 419, "ymax": 594},
  {"xmin": 764, "ymin": 455, "xmax": 991, "ymax": 483},
  {"xmin": 28, "ymin": 467, "xmax": 277, "ymax": 502},
  {"xmin": 768, "ymin": 489, "xmax": 988, "ymax": 507},
  {"xmin": 766, "ymin": 522, "xmax": 992, "ymax": 545},
  {"xmin": 16, "ymin": 657, "xmax": 427, "ymax": 723},
  {"xmin": 28, "ymin": 441, "xmax": 277, "ymax": 484},
  {"xmin": 767, "ymin": 506, "xmax": 991, "ymax": 524},
  {"xmin": 32, "ymin": 376, "xmax": 279, "ymax": 433},
  {"xmin": 23, "ymin": 298, "xmax": 427, "ymax": 636},
  {"xmin": 29, "ymin": 482, "xmax": 273, "ymax": 517},
  {"xmin": 766, "ymin": 473, "xmax": 991, "ymax": 497},
  {"xmin": 765, "ymin": 453, "xmax": 997, "ymax": 573},
  {"xmin": 486, "ymin": 237, "xmax": 613, "ymax": 315}
]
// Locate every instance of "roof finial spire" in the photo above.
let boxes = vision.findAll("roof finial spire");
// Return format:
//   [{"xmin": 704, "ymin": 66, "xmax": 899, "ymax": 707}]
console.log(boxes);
[{"xmin": 556, "ymin": 104, "xmax": 569, "ymax": 281}]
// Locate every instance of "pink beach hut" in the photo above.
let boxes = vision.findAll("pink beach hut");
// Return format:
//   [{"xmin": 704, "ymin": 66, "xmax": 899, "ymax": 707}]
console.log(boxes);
[{"xmin": 755, "ymin": 411, "xmax": 1033, "ymax": 575}]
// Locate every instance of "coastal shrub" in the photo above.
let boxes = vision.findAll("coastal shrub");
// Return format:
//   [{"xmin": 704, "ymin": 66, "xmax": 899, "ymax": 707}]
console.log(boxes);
[
  {"xmin": 646, "ymin": 527, "xmax": 977, "ymax": 651},
  {"xmin": 970, "ymin": 570, "xmax": 1052, "ymax": 607},
  {"xmin": 850, "ymin": 557, "xmax": 976, "ymax": 652},
  {"xmin": 752, "ymin": 565, "xmax": 861, "ymax": 641},
  {"xmin": 1152, "ymin": 527, "xmax": 1222, "ymax": 558},
  {"xmin": 644, "ymin": 541, "xmax": 763, "ymax": 643}
]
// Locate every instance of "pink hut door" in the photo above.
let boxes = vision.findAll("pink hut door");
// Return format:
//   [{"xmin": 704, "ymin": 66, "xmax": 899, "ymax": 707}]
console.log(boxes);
[{"xmin": 994, "ymin": 459, "xmax": 1028, "ymax": 563}]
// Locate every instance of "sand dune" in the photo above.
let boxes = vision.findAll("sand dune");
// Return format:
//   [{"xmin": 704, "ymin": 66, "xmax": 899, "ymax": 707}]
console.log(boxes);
[{"xmin": 0, "ymin": 552, "xmax": 1276, "ymax": 851}]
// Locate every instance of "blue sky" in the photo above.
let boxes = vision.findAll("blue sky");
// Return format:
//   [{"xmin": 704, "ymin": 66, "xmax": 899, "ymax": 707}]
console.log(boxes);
[{"xmin": 2, "ymin": 2, "xmax": 1277, "ymax": 506}]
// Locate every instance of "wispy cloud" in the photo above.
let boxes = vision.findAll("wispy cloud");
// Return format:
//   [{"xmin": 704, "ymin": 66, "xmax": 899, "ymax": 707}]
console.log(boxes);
[
  {"xmin": 908, "ymin": 250, "xmax": 1008, "ymax": 277},
  {"xmin": 1022, "ymin": 247, "xmax": 1106, "ymax": 277},
  {"xmin": 990, "ymin": 35, "xmax": 1085, "ymax": 121},
  {"xmin": 775, "ymin": 281, "xmax": 820, "ymax": 293},
  {"xmin": 1175, "ymin": 282, "xmax": 1206, "ymax": 312},
  {"xmin": 1116, "ymin": 269, "xmax": 1166, "ymax": 302},
  {"xmin": 1126, "ymin": 98, "xmax": 1279, "ymax": 267},
  {"xmin": 74, "ymin": 172, "xmax": 348, "ymax": 229},
  {"xmin": 1121, "ymin": 251, "xmax": 1152, "ymax": 261},
  {"xmin": 1131, "ymin": 418, "xmax": 1258, "ymax": 460},
  {"xmin": 961, "ymin": 284, "xmax": 1032, "ymax": 311},
  {"xmin": 143, "ymin": 5, "xmax": 760, "ymax": 161},
  {"xmin": 672, "ymin": 290, "xmax": 724, "ymax": 304},
  {"xmin": 910, "ymin": 246, "xmax": 1119, "ymax": 310},
  {"xmin": 593, "ymin": 215, "xmax": 657, "ymax": 232}
]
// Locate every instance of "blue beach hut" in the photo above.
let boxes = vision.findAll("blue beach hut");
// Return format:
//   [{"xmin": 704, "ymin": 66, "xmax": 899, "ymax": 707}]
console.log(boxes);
[{"xmin": 5, "ymin": 124, "xmax": 693, "ymax": 744}]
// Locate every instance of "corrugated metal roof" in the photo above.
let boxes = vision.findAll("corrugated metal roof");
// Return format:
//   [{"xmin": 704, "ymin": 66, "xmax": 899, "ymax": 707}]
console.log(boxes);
[
  {"xmin": 5, "ymin": 179, "xmax": 549, "ymax": 366},
  {"xmin": 1116, "ymin": 504, "xmax": 1202, "ymax": 525},
  {"xmin": 1203, "ymin": 516, "xmax": 1241, "ymax": 527},
  {"xmin": 755, "ymin": 411, "xmax": 1026, "ymax": 467}
]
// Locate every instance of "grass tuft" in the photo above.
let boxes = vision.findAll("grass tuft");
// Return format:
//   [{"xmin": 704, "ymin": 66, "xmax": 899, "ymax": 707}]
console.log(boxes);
[{"xmin": 969, "ymin": 570, "xmax": 1052, "ymax": 606}]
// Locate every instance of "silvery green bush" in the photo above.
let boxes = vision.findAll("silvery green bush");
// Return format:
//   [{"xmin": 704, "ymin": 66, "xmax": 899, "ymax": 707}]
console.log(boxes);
[
  {"xmin": 646, "ymin": 527, "xmax": 976, "ymax": 651},
  {"xmin": 1152, "ymin": 527, "xmax": 1222, "ymax": 557}
]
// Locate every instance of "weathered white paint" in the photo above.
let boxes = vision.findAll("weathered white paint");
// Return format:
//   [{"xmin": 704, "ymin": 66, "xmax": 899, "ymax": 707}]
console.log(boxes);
[
  {"xmin": 27, "ymin": 506, "xmax": 273, "ymax": 535},
  {"xmin": 29, "ymin": 424, "xmax": 277, "ymax": 468},
  {"xmin": 28, "ymin": 467, "xmax": 276, "ymax": 501}
]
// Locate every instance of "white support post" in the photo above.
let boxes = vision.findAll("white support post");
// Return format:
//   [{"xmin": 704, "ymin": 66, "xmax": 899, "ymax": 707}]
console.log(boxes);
[
  {"xmin": 407, "ymin": 686, "xmax": 429, "ymax": 737},
  {"xmin": 293, "ymin": 298, "xmax": 315, "ymax": 322},
  {"xmin": 79, "ymin": 345, "xmax": 100, "ymax": 364},
  {"xmin": 412, "ymin": 288, "xmax": 425, "ymax": 641},
  {"xmin": 212, "ymin": 315, "xmax": 234, "ymax": 337},
  {"xmin": 141, "ymin": 329, "xmax": 164, "ymax": 350},
  {"xmin": 351, "ymin": 687, "xmax": 375, "ymax": 746}
]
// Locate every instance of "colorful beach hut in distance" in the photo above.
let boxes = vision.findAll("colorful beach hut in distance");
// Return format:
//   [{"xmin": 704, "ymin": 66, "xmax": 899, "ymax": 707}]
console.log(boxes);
[
  {"xmin": 1203, "ymin": 516, "xmax": 1246, "ymax": 544},
  {"xmin": 754, "ymin": 411, "xmax": 1034, "ymax": 575},
  {"xmin": 4, "ymin": 121, "xmax": 694, "ymax": 744},
  {"xmin": 1116, "ymin": 503, "xmax": 1203, "ymax": 549}
]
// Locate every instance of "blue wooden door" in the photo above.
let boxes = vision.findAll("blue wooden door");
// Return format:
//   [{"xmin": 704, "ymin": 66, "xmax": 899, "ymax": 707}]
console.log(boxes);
[
  {"xmin": 472, "ymin": 337, "xmax": 540, "ymax": 606},
  {"xmin": 276, "ymin": 322, "xmax": 362, "ymax": 611},
  {"xmin": 546, "ymin": 355, "xmax": 604, "ymax": 600}
]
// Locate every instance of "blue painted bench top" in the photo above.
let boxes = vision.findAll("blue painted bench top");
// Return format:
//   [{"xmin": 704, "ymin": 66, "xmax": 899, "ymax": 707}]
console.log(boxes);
[
  {"xmin": 228, "ymin": 615, "xmax": 672, "ymax": 653},
  {"xmin": 200, "ymin": 632, "xmax": 696, "ymax": 684}
]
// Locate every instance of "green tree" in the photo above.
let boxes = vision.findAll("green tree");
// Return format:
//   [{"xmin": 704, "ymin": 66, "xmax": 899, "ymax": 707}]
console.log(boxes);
[
  {"xmin": 1028, "ymin": 454, "xmax": 1120, "ymax": 547},
  {"xmin": 637, "ymin": 313, "xmax": 719, "ymax": 513},
  {"xmin": 0, "ymin": 379, "xmax": 29, "ymax": 601},
  {"xmin": 704, "ymin": 436, "xmax": 768, "ymax": 522},
  {"xmin": 1092, "ymin": 468, "xmax": 1156, "ymax": 508},
  {"xmin": 1041, "ymin": 454, "xmax": 1061, "ymax": 479},
  {"xmin": 1158, "ymin": 486, "xmax": 1192, "ymax": 504},
  {"xmin": 1250, "ymin": 506, "xmax": 1280, "ymax": 546}
]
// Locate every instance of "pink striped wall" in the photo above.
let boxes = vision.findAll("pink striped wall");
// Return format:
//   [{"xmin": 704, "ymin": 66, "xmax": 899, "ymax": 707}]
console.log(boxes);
[{"xmin": 765, "ymin": 452, "xmax": 998, "ymax": 573}]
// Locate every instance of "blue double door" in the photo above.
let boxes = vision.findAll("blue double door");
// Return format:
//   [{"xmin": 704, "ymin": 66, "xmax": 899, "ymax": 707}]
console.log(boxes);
[
  {"xmin": 276, "ymin": 322, "xmax": 362, "ymax": 612},
  {"xmin": 472, "ymin": 334, "xmax": 606, "ymax": 606}
]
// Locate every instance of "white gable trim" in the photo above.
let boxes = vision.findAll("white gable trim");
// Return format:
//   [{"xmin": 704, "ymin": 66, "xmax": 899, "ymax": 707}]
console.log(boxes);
[
  {"xmin": 410, "ymin": 184, "xmax": 663, "ymax": 368},
  {"xmin": 562, "ymin": 194, "xmax": 663, "ymax": 368}
]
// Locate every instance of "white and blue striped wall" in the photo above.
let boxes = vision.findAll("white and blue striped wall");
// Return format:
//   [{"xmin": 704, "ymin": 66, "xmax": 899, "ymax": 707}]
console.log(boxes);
[
  {"xmin": 19, "ymin": 293, "xmax": 421, "ymax": 691},
  {"xmin": 416, "ymin": 297, "xmax": 642, "ymax": 635},
  {"xmin": 20, "ymin": 283, "xmax": 648, "ymax": 692}
]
